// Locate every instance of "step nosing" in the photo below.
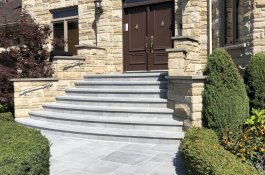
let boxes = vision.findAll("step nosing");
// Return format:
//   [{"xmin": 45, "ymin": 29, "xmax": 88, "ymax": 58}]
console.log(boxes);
[
  {"xmin": 42, "ymin": 104, "xmax": 173, "ymax": 113},
  {"xmin": 83, "ymin": 73, "xmax": 167, "ymax": 78},
  {"xmin": 29, "ymin": 111, "xmax": 182, "ymax": 125},
  {"xmin": 16, "ymin": 119, "xmax": 183, "ymax": 139},
  {"xmin": 56, "ymin": 96, "xmax": 167, "ymax": 102}
]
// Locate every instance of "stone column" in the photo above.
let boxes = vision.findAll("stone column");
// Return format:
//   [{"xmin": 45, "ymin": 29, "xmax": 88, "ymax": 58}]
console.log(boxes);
[
  {"xmin": 167, "ymin": 76, "xmax": 205, "ymax": 130},
  {"xmin": 167, "ymin": 0, "xmax": 208, "ymax": 129}
]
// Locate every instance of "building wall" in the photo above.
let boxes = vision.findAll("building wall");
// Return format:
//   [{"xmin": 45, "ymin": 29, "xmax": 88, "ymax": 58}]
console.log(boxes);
[
  {"xmin": 212, "ymin": 0, "xmax": 265, "ymax": 71},
  {"xmin": 22, "ymin": 0, "xmax": 123, "ymax": 73}
]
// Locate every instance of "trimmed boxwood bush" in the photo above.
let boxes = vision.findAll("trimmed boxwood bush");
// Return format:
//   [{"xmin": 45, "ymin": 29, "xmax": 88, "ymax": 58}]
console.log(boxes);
[
  {"xmin": 180, "ymin": 128, "xmax": 264, "ymax": 175},
  {"xmin": 245, "ymin": 53, "xmax": 265, "ymax": 110},
  {"xmin": 0, "ymin": 112, "xmax": 14, "ymax": 122},
  {"xmin": 0, "ymin": 121, "xmax": 50, "ymax": 175},
  {"xmin": 202, "ymin": 48, "xmax": 249, "ymax": 135}
]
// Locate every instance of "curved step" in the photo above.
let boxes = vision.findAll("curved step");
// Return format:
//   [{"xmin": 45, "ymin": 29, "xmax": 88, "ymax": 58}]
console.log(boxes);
[
  {"xmin": 42, "ymin": 103, "xmax": 174, "ymax": 118},
  {"xmin": 16, "ymin": 118, "xmax": 184, "ymax": 144},
  {"xmin": 55, "ymin": 96, "xmax": 167, "ymax": 108},
  {"xmin": 83, "ymin": 72, "xmax": 167, "ymax": 81},
  {"xmin": 65, "ymin": 88, "xmax": 167, "ymax": 98},
  {"xmin": 29, "ymin": 111, "xmax": 183, "ymax": 131},
  {"xmin": 74, "ymin": 81, "xmax": 168, "ymax": 90}
]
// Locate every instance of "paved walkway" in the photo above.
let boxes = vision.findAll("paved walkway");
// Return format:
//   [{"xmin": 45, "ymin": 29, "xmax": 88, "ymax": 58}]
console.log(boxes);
[{"xmin": 44, "ymin": 133, "xmax": 185, "ymax": 175}]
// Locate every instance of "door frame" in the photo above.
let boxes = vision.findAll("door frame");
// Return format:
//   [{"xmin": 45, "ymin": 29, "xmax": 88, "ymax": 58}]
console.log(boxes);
[{"xmin": 122, "ymin": 0, "xmax": 175, "ymax": 72}]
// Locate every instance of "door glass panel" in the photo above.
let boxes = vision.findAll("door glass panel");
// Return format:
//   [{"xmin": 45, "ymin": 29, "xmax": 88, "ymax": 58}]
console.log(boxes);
[
  {"xmin": 53, "ymin": 22, "xmax": 64, "ymax": 51},
  {"xmin": 67, "ymin": 20, "xmax": 79, "ymax": 55}
]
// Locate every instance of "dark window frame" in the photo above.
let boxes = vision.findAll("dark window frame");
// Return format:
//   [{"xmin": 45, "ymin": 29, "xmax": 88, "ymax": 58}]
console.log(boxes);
[{"xmin": 221, "ymin": 0, "xmax": 239, "ymax": 46}]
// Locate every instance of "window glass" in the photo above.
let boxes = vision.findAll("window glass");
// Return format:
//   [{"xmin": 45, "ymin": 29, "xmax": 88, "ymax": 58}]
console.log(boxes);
[
  {"xmin": 67, "ymin": 20, "xmax": 79, "ymax": 55},
  {"xmin": 52, "ymin": 7, "xmax": 78, "ymax": 19},
  {"xmin": 53, "ymin": 22, "xmax": 64, "ymax": 51}
]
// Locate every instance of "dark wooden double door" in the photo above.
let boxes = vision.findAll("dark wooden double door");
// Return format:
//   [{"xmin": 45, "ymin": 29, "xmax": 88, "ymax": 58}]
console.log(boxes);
[{"xmin": 123, "ymin": 1, "xmax": 174, "ymax": 71}]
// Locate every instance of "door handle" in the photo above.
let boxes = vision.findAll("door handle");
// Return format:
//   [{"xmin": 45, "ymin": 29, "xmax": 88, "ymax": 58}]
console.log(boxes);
[{"xmin": 150, "ymin": 35, "xmax": 154, "ymax": 53}]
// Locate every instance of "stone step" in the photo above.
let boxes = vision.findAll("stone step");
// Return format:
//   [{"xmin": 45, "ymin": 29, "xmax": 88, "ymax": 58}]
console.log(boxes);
[
  {"xmin": 42, "ymin": 103, "xmax": 174, "ymax": 118},
  {"xmin": 74, "ymin": 81, "xmax": 168, "ymax": 90},
  {"xmin": 65, "ymin": 88, "xmax": 167, "ymax": 98},
  {"xmin": 29, "ymin": 111, "xmax": 183, "ymax": 132},
  {"xmin": 55, "ymin": 96, "xmax": 168, "ymax": 108},
  {"xmin": 83, "ymin": 72, "xmax": 167, "ymax": 82},
  {"xmin": 16, "ymin": 118, "xmax": 184, "ymax": 144}
]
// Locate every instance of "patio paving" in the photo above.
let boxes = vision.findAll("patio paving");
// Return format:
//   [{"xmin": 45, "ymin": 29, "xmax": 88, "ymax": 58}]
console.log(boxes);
[{"xmin": 44, "ymin": 133, "xmax": 185, "ymax": 175}]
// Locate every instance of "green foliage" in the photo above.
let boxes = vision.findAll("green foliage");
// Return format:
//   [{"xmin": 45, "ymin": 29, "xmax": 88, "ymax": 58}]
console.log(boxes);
[
  {"xmin": 246, "ymin": 109, "xmax": 265, "ymax": 130},
  {"xmin": 222, "ymin": 109, "xmax": 265, "ymax": 171},
  {"xmin": 0, "ymin": 121, "xmax": 50, "ymax": 175},
  {"xmin": 181, "ymin": 128, "xmax": 264, "ymax": 175},
  {"xmin": 0, "ymin": 112, "xmax": 14, "ymax": 122},
  {"xmin": 0, "ymin": 104, "xmax": 9, "ymax": 113},
  {"xmin": 245, "ymin": 53, "xmax": 265, "ymax": 109},
  {"xmin": 202, "ymin": 48, "xmax": 249, "ymax": 136}
]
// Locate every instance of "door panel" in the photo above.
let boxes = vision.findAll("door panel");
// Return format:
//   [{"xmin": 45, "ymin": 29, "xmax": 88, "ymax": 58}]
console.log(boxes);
[
  {"xmin": 149, "ymin": 2, "xmax": 173, "ymax": 70},
  {"xmin": 123, "ymin": 1, "xmax": 173, "ymax": 71},
  {"xmin": 124, "ymin": 6, "xmax": 148, "ymax": 71}
]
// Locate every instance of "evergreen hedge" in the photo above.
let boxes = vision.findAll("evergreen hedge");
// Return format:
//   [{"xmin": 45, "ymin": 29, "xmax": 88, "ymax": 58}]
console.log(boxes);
[
  {"xmin": 202, "ymin": 48, "xmax": 249, "ymax": 135},
  {"xmin": 180, "ymin": 128, "xmax": 264, "ymax": 175},
  {"xmin": 0, "ymin": 121, "xmax": 50, "ymax": 175},
  {"xmin": 245, "ymin": 53, "xmax": 265, "ymax": 110},
  {"xmin": 0, "ymin": 112, "xmax": 14, "ymax": 122}
]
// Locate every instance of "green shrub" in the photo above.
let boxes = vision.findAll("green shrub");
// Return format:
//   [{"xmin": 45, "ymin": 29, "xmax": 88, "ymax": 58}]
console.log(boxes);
[
  {"xmin": 245, "ymin": 53, "xmax": 265, "ymax": 110},
  {"xmin": 0, "ymin": 112, "xmax": 14, "ymax": 122},
  {"xmin": 180, "ymin": 128, "xmax": 264, "ymax": 175},
  {"xmin": 0, "ymin": 121, "xmax": 50, "ymax": 175},
  {"xmin": 0, "ymin": 104, "xmax": 9, "ymax": 113},
  {"xmin": 202, "ymin": 48, "xmax": 249, "ymax": 136},
  {"xmin": 222, "ymin": 109, "xmax": 265, "ymax": 171}
]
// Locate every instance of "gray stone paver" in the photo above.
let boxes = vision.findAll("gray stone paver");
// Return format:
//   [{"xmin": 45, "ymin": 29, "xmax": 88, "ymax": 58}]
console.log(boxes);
[{"xmin": 44, "ymin": 133, "xmax": 185, "ymax": 175}]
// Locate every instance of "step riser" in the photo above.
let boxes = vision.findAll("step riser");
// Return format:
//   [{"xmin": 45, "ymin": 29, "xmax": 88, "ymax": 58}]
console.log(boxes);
[
  {"xmin": 26, "ymin": 125, "xmax": 181, "ymax": 144},
  {"xmin": 43, "ymin": 107, "xmax": 173, "ymax": 118},
  {"xmin": 74, "ymin": 84, "xmax": 168, "ymax": 90},
  {"xmin": 83, "ymin": 77, "xmax": 166, "ymax": 82},
  {"xmin": 56, "ymin": 100, "xmax": 168, "ymax": 108},
  {"xmin": 30, "ymin": 115, "xmax": 183, "ymax": 132},
  {"xmin": 66, "ymin": 92, "xmax": 167, "ymax": 98}
]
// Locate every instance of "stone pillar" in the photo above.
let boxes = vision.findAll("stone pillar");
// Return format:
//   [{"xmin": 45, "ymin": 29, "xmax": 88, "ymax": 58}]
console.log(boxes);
[
  {"xmin": 167, "ymin": 76, "xmax": 205, "ymax": 130},
  {"xmin": 167, "ymin": 0, "xmax": 208, "ymax": 129},
  {"xmin": 252, "ymin": 0, "xmax": 265, "ymax": 54}
]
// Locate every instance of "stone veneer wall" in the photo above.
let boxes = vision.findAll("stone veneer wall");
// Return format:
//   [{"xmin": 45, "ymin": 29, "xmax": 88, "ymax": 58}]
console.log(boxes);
[
  {"xmin": 11, "ymin": 78, "xmax": 60, "ymax": 118},
  {"xmin": 22, "ymin": 0, "xmax": 123, "ymax": 74},
  {"xmin": 167, "ymin": 0, "xmax": 208, "ymax": 128},
  {"xmin": 252, "ymin": 0, "xmax": 265, "ymax": 54},
  {"xmin": 212, "ymin": 0, "xmax": 265, "ymax": 71}
]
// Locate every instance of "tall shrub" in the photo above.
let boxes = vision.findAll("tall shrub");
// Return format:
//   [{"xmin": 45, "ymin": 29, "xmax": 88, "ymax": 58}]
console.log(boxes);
[
  {"xmin": 202, "ymin": 48, "xmax": 249, "ymax": 136},
  {"xmin": 0, "ymin": 13, "xmax": 52, "ymax": 106},
  {"xmin": 244, "ymin": 53, "xmax": 265, "ymax": 110}
]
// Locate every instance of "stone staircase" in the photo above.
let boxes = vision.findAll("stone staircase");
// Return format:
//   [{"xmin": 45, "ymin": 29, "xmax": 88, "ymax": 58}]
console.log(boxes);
[{"xmin": 16, "ymin": 72, "xmax": 184, "ymax": 144}]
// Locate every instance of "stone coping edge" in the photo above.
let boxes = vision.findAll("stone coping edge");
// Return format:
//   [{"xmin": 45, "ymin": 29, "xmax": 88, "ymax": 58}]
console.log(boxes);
[
  {"xmin": 53, "ymin": 56, "xmax": 86, "ymax": 60},
  {"xmin": 222, "ymin": 43, "xmax": 246, "ymax": 50},
  {"xmin": 166, "ymin": 48, "xmax": 187, "ymax": 53},
  {"xmin": 11, "ymin": 78, "xmax": 59, "ymax": 82},
  {"xmin": 166, "ymin": 75, "xmax": 206, "ymax": 80},
  {"xmin": 75, "ymin": 44, "xmax": 106, "ymax": 50},
  {"xmin": 172, "ymin": 36, "xmax": 199, "ymax": 43}
]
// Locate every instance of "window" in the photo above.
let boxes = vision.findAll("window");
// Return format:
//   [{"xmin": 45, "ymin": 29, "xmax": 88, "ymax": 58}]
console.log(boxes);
[
  {"xmin": 51, "ymin": 6, "xmax": 79, "ymax": 55},
  {"xmin": 221, "ymin": 0, "xmax": 240, "ymax": 46}
]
